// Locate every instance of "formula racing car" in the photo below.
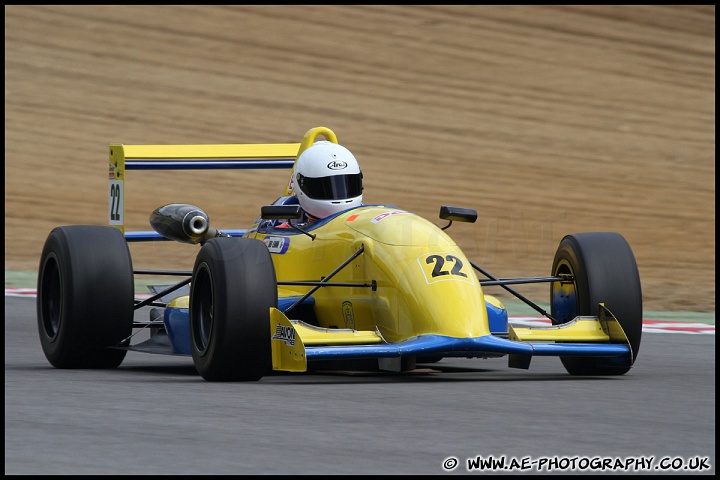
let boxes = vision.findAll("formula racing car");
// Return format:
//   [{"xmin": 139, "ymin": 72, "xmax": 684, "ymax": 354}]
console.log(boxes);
[{"xmin": 37, "ymin": 127, "xmax": 643, "ymax": 381}]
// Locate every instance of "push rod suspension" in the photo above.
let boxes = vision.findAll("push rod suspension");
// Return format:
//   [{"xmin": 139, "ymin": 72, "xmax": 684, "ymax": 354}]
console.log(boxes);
[
  {"xmin": 470, "ymin": 260, "xmax": 559, "ymax": 322},
  {"xmin": 479, "ymin": 276, "xmax": 566, "ymax": 286},
  {"xmin": 134, "ymin": 277, "xmax": 192, "ymax": 310}
]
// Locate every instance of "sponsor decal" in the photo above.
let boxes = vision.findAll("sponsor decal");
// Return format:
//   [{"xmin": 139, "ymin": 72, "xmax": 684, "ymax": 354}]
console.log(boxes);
[
  {"xmin": 272, "ymin": 324, "xmax": 296, "ymax": 346},
  {"xmin": 342, "ymin": 301, "xmax": 355, "ymax": 329},
  {"xmin": 371, "ymin": 210, "xmax": 408, "ymax": 224},
  {"xmin": 109, "ymin": 160, "xmax": 123, "ymax": 179},
  {"xmin": 287, "ymin": 173, "xmax": 295, "ymax": 194},
  {"xmin": 263, "ymin": 236, "xmax": 290, "ymax": 254},
  {"xmin": 346, "ymin": 213, "xmax": 360, "ymax": 222},
  {"xmin": 327, "ymin": 160, "xmax": 347, "ymax": 170}
]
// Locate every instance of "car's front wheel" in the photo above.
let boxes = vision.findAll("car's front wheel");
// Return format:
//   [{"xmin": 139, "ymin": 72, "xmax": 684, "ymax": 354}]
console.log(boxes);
[
  {"xmin": 190, "ymin": 237, "xmax": 277, "ymax": 381},
  {"xmin": 551, "ymin": 232, "xmax": 643, "ymax": 375}
]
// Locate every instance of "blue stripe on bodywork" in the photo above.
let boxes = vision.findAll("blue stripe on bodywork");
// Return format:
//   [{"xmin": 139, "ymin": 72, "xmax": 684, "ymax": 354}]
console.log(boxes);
[{"xmin": 125, "ymin": 229, "xmax": 247, "ymax": 241}]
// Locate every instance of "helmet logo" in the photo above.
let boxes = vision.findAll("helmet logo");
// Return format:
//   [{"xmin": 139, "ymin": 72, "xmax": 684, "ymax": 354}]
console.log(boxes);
[{"xmin": 327, "ymin": 160, "xmax": 347, "ymax": 170}]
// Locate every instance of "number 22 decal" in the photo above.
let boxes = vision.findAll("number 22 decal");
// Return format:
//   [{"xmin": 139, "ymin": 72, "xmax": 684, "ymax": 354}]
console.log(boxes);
[
  {"xmin": 108, "ymin": 180, "xmax": 123, "ymax": 225},
  {"xmin": 109, "ymin": 183, "xmax": 121, "ymax": 221},
  {"xmin": 426, "ymin": 254, "xmax": 468, "ymax": 278}
]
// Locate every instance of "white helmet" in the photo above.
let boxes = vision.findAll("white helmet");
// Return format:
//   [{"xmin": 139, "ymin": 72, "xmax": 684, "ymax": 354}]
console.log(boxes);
[{"xmin": 293, "ymin": 141, "xmax": 363, "ymax": 219}]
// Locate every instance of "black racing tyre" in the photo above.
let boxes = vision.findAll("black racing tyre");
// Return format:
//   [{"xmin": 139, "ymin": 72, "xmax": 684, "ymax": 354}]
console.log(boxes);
[
  {"xmin": 551, "ymin": 232, "xmax": 643, "ymax": 375},
  {"xmin": 190, "ymin": 237, "xmax": 277, "ymax": 381},
  {"xmin": 37, "ymin": 226, "xmax": 134, "ymax": 369}
]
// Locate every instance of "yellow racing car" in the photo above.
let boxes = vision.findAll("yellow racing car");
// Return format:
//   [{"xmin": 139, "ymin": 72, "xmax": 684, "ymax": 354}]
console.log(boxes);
[{"xmin": 36, "ymin": 127, "xmax": 643, "ymax": 381}]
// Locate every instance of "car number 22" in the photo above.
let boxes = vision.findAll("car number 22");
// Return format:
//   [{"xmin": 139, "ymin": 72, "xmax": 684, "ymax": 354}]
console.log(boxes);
[{"xmin": 418, "ymin": 253, "xmax": 474, "ymax": 285}]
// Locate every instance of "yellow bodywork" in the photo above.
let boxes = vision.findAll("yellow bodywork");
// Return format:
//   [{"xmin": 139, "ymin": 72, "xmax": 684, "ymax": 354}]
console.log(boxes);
[
  {"xmin": 510, "ymin": 318, "xmax": 611, "ymax": 342},
  {"xmin": 270, "ymin": 307, "xmax": 384, "ymax": 372},
  {"xmin": 270, "ymin": 308, "xmax": 307, "ymax": 372},
  {"xmin": 509, "ymin": 305, "xmax": 630, "ymax": 345},
  {"xmin": 247, "ymin": 205, "xmax": 492, "ymax": 346}
]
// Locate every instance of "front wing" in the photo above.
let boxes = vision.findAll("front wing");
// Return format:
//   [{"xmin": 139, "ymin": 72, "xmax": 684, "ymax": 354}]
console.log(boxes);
[{"xmin": 270, "ymin": 304, "xmax": 634, "ymax": 372}]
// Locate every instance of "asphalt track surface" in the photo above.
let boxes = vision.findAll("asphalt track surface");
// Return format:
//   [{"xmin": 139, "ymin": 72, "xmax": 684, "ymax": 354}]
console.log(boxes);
[{"xmin": 4, "ymin": 296, "xmax": 715, "ymax": 475}]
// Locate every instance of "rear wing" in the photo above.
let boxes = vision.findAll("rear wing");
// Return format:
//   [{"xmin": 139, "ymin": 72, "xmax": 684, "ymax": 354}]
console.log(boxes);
[{"xmin": 108, "ymin": 126, "xmax": 338, "ymax": 240}]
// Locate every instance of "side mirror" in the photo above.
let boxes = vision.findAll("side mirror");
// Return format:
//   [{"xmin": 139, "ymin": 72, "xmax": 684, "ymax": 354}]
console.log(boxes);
[
  {"xmin": 261, "ymin": 205, "xmax": 302, "ymax": 220},
  {"xmin": 260, "ymin": 204, "xmax": 315, "ymax": 240},
  {"xmin": 439, "ymin": 206, "xmax": 478, "ymax": 223}
]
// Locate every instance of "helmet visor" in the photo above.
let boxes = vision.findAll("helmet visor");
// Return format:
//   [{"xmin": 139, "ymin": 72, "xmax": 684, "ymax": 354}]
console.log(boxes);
[{"xmin": 299, "ymin": 173, "xmax": 363, "ymax": 200}]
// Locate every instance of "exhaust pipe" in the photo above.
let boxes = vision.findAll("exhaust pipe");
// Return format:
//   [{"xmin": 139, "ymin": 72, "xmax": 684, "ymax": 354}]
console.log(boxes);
[{"xmin": 150, "ymin": 204, "xmax": 223, "ymax": 244}]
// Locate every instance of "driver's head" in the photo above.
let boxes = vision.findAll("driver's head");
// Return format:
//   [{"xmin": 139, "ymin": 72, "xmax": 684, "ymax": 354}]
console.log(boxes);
[{"xmin": 293, "ymin": 141, "xmax": 363, "ymax": 219}]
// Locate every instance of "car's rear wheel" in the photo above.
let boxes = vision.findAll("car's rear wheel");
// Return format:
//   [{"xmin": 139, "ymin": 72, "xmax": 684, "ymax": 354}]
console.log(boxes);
[
  {"xmin": 190, "ymin": 237, "xmax": 277, "ymax": 381},
  {"xmin": 551, "ymin": 232, "xmax": 643, "ymax": 375},
  {"xmin": 37, "ymin": 226, "xmax": 134, "ymax": 368}
]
